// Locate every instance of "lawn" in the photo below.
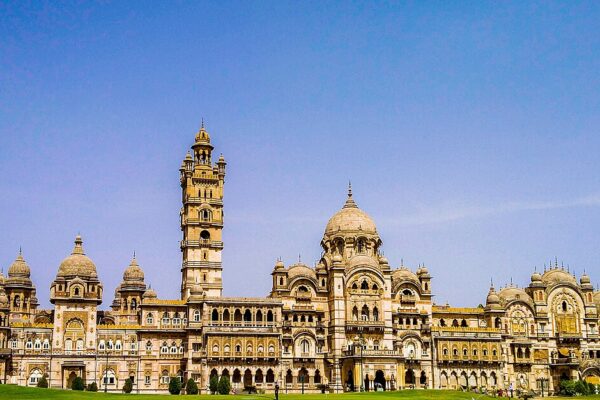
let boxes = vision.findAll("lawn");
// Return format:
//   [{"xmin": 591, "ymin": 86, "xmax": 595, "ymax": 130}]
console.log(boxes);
[{"xmin": 1, "ymin": 385, "xmax": 599, "ymax": 400}]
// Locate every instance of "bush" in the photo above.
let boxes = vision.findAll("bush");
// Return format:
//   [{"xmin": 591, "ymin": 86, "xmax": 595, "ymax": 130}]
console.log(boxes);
[
  {"xmin": 217, "ymin": 375, "xmax": 231, "ymax": 395},
  {"xmin": 169, "ymin": 377, "xmax": 182, "ymax": 395},
  {"xmin": 87, "ymin": 382, "xmax": 98, "ymax": 392},
  {"xmin": 37, "ymin": 374, "xmax": 48, "ymax": 388},
  {"xmin": 209, "ymin": 375, "xmax": 219, "ymax": 394},
  {"xmin": 72, "ymin": 376, "xmax": 85, "ymax": 391},
  {"xmin": 186, "ymin": 378, "xmax": 198, "ymax": 395},
  {"xmin": 559, "ymin": 379, "xmax": 594, "ymax": 396},
  {"xmin": 123, "ymin": 378, "xmax": 133, "ymax": 393}
]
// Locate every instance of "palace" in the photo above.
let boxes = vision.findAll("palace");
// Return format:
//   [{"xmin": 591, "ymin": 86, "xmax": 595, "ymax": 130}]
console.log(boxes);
[{"xmin": 1, "ymin": 126, "xmax": 599, "ymax": 394}]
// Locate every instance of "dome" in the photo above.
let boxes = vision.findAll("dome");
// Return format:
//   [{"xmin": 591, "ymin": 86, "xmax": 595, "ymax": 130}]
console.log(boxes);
[
  {"xmin": 531, "ymin": 271, "xmax": 542, "ymax": 283},
  {"xmin": 142, "ymin": 287, "xmax": 157, "ymax": 299},
  {"xmin": 378, "ymin": 255, "xmax": 389, "ymax": 265},
  {"xmin": 498, "ymin": 286, "xmax": 532, "ymax": 305},
  {"xmin": 417, "ymin": 265, "xmax": 430, "ymax": 276},
  {"xmin": 392, "ymin": 267, "xmax": 419, "ymax": 284},
  {"xmin": 287, "ymin": 263, "xmax": 316, "ymax": 280},
  {"xmin": 274, "ymin": 260, "xmax": 285, "ymax": 270},
  {"xmin": 325, "ymin": 188, "xmax": 377, "ymax": 236},
  {"xmin": 194, "ymin": 125, "xmax": 211, "ymax": 144},
  {"xmin": 541, "ymin": 268, "xmax": 577, "ymax": 285},
  {"xmin": 486, "ymin": 286, "xmax": 500, "ymax": 305},
  {"xmin": 580, "ymin": 273, "xmax": 591, "ymax": 285},
  {"xmin": 8, "ymin": 251, "xmax": 30, "ymax": 278},
  {"xmin": 57, "ymin": 235, "xmax": 98, "ymax": 279},
  {"xmin": 123, "ymin": 256, "xmax": 144, "ymax": 283}
]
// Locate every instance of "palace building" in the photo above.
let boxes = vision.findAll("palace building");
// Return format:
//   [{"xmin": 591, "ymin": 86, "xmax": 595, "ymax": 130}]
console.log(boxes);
[{"xmin": 1, "ymin": 126, "xmax": 599, "ymax": 394}]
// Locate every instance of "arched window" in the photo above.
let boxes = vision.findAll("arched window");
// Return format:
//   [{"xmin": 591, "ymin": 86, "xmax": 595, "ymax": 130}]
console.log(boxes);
[
  {"xmin": 244, "ymin": 309, "xmax": 252, "ymax": 322},
  {"xmin": 452, "ymin": 319, "xmax": 459, "ymax": 327},
  {"xmin": 352, "ymin": 282, "xmax": 358, "ymax": 290},
  {"xmin": 357, "ymin": 238, "xmax": 366, "ymax": 253},
  {"xmin": 256, "ymin": 310, "xmax": 263, "ymax": 322},
  {"xmin": 131, "ymin": 298, "xmax": 137, "ymax": 310},
  {"xmin": 99, "ymin": 340, "xmax": 106, "ymax": 350},
  {"xmin": 361, "ymin": 305, "xmax": 369, "ymax": 321},
  {"xmin": 461, "ymin": 319, "xmax": 468, "ymax": 327},
  {"xmin": 146, "ymin": 313, "xmax": 154, "ymax": 324},
  {"xmin": 64, "ymin": 339, "xmax": 72, "ymax": 351},
  {"xmin": 107, "ymin": 340, "xmax": 114, "ymax": 350},
  {"xmin": 170, "ymin": 342, "xmax": 178, "ymax": 354},
  {"xmin": 160, "ymin": 342, "xmax": 168, "ymax": 354},
  {"xmin": 28, "ymin": 369, "xmax": 43, "ymax": 386},
  {"xmin": 361, "ymin": 280, "xmax": 369, "ymax": 290},
  {"xmin": 224, "ymin": 344, "xmax": 230, "ymax": 353},
  {"xmin": 352, "ymin": 306, "xmax": 358, "ymax": 321},
  {"xmin": 76, "ymin": 339, "xmax": 84, "ymax": 351},
  {"xmin": 173, "ymin": 312, "xmax": 181, "ymax": 325},
  {"xmin": 160, "ymin": 370, "xmax": 169, "ymax": 384},
  {"xmin": 194, "ymin": 310, "xmax": 202, "ymax": 322},
  {"xmin": 212, "ymin": 309, "xmax": 218, "ymax": 321},
  {"xmin": 212, "ymin": 344, "xmax": 219, "ymax": 353},
  {"xmin": 25, "ymin": 339, "xmax": 33, "ymax": 349},
  {"xmin": 267, "ymin": 310, "xmax": 274, "ymax": 322},
  {"xmin": 440, "ymin": 319, "xmax": 446, "ymax": 327},
  {"xmin": 145, "ymin": 341, "xmax": 152, "ymax": 351},
  {"xmin": 43, "ymin": 339, "xmax": 50, "ymax": 350},
  {"xmin": 161, "ymin": 312, "xmax": 170, "ymax": 325},
  {"xmin": 74, "ymin": 287, "xmax": 80, "ymax": 296},
  {"xmin": 223, "ymin": 309, "xmax": 230, "ymax": 321},
  {"xmin": 372, "ymin": 307, "xmax": 379, "ymax": 321},
  {"xmin": 300, "ymin": 339, "xmax": 310, "ymax": 353},
  {"xmin": 115, "ymin": 340, "xmax": 122, "ymax": 351},
  {"xmin": 372, "ymin": 283, "xmax": 378, "ymax": 291},
  {"xmin": 562, "ymin": 301, "xmax": 568, "ymax": 312}
]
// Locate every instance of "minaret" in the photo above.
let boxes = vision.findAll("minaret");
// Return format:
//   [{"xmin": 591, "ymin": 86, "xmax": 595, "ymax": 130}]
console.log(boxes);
[{"xmin": 180, "ymin": 123, "xmax": 226, "ymax": 298}]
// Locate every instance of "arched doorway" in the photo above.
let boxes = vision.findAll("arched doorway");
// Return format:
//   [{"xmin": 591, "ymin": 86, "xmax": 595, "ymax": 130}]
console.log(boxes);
[
  {"xmin": 420, "ymin": 371, "xmax": 427, "ymax": 387},
  {"xmin": 66, "ymin": 371, "xmax": 78, "ymax": 389},
  {"xmin": 243, "ymin": 369, "xmax": 252, "ymax": 388},
  {"xmin": 232, "ymin": 369, "xmax": 241, "ymax": 386},
  {"xmin": 374, "ymin": 370, "xmax": 386, "ymax": 391},
  {"xmin": 364, "ymin": 373, "xmax": 370, "ymax": 391},
  {"xmin": 405, "ymin": 369, "xmax": 415, "ymax": 388},
  {"xmin": 346, "ymin": 369, "xmax": 354, "ymax": 391}
]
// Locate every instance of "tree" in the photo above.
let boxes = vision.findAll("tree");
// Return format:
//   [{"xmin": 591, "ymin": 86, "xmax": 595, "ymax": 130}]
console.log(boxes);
[
  {"xmin": 169, "ymin": 376, "xmax": 182, "ymax": 395},
  {"xmin": 209, "ymin": 375, "xmax": 219, "ymax": 394},
  {"xmin": 72, "ymin": 376, "xmax": 85, "ymax": 391},
  {"xmin": 87, "ymin": 382, "xmax": 99, "ymax": 392},
  {"xmin": 36, "ymin": 374, "xmax": 48, "ymax": 388},
  {"xmin": 186, "ymin": 378, "xmax": 198, "ymax": 395},
  {"xmin": 217, "ymin": 375, "xmax": 231, "ymax": 395},
  {"xmin": 123, "ymin": 378, "xmax": 133, "ymax": 393}
]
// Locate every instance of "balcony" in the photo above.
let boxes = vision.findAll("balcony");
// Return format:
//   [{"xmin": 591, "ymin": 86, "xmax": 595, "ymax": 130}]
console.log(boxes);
[{"xmin": 550, "ymin": 357, "xmax": 579, "ymax": 365}]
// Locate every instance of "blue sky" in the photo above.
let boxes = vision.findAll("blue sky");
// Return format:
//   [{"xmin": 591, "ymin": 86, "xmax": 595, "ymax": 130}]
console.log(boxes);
[{"xmin": 1, "ymin": 1, "xmax": 599, "ymax": 308}]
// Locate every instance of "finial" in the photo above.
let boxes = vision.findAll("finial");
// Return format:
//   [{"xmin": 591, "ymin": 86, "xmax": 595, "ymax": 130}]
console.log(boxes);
[
  {"xmin": 348, "ymin": 181, "xmax": 352, "ymax": 198},
  {"xmin": 555, "ymin": 256, "xmax": 558, "ymax": 268},
  {"xmin": 298, "ymin": 254, "xmax": 301, "ymax": 263},
  {"xmin": 510, "ymin": 277, "xmax": 513, "ymax": 285},
  {"xmin": 201, "ymin": 118, "xmax": 204, "ymax": 129},
  {"xmin": 544, "ymin": 263, "xmax": 546, "ymax": 272},
  {"xmin": 19, "ymin": 246, "xmax": 22, "ymax": 256},
  {"xmin": 133, "ymin": 250, "xmax": 136, "ymax": 259},
  {"xmin": 401, "ymin": 258, "xmax": 404, "ymax": 267}
]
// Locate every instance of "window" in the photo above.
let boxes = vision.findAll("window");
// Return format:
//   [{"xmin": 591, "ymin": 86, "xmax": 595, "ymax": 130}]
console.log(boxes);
[
  {"xmin": 145, "ymin": 341, "xmax": 152, "ymax": 351},
  {"xmin": 34, "ymin": 339, "xmax": 41, "ymax": 350},
  {"xmin": 76, "ymin": 339, "xmax": 84, "ymax": 351},
  {"xmin": 131, "ymin": 340, "xmax": 137, "ymax": 351},
  {"xmin": 107, "ymin": 340, "xmax": 113, "ymax": 350},
  {"xmin": 300, "ymin": 339, "xmax": 310, "ymax": 353},
  {"xmin": 161, "ymin": 342, "xmax": 168, "ymax": 354},
  {"xmin": 10, "ymin": 338, "xmax": 17, "ymax": 349},
  {"xmin": 25, "ymin": 340, "xmax": 33, "ymax": 349},
  {"xmin": 65, "ymin": 339, "xmax": 73, "ymax": 351},
  {"xmin": 29, "ymin": 369, "xmax": 43, "ymax": 386},
  {"xmin": 115, "ymin": 340, "xmax": 122, "ymax": 351},
  {"xmin": 145, "ymin": 375, "xmax": 151, "ymax": 385},
  {"xmin": 173, "ymin": 313, "xmax": 181, "ymax": 325},
  {"xmin": 161, "ymin": 371, "xmax": 170, "ymax": 384},
  {"xmin": 211, "ymin": 309, "xmax": 218, "ymax": 321},
  {"xmin": 146, "ymin": 313, "xmax": 154, "ymax": 324},
  {"xmin": 43, "ymin": 339, "xmax": 50, "ymax": 350},
  {"xmin": 103, "ymin": 370, "xmax": 116, "ymax": 385},
  {"xmin": 162, "ymin": 312, "xmax": 170, "ymax": 325}
]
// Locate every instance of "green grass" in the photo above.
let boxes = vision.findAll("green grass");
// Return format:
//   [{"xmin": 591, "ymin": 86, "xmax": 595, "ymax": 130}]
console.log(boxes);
[{"xmin": 1, "ymin": 385, "xmax": 599, "ymax": 400}]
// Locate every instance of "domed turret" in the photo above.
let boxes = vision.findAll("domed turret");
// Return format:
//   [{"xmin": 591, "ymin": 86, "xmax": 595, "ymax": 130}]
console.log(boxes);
[
  {"xmin": 142, "ymin": 286, "xmax": 157, "ymax": 301},
  {"xmin": 274, "ymin": 259, "xmax": 285, "ymax": 270},
  {"xmin": 486, "ymin": 284, "xmax": 501, "ymax": 308},
  {"xmin": 325, "ymin": 185, "xmax": 377, "ymax": 236},
  {"xmin": 580, "ymin": 272, "xmax": 591, "ymax": 285},
  {"xmin": 56, "ymin": 235, "xmax": 98, "ymax": 279},
  {"xmin": 8, "ymin": 250, "xmax": 31, "ymax": 279},
  {"xmin": 123, "ymin": 255, "xmax": 144, "ymax": 283},
  {"xmin": 531, "ymin": 270, "xmax": 542, "ymax": 283}
]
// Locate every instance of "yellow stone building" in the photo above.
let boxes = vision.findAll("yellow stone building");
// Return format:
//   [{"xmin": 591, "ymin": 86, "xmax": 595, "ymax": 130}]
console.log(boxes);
[{"xmin": 1, "ymin": 126, "xmax": 599, "ymax": 394}]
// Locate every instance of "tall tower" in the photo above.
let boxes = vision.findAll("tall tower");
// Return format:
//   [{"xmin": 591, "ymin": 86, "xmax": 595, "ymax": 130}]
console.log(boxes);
[{"xmin": 180, "ymin": 123, "xmax": 226, "ymax": 298}]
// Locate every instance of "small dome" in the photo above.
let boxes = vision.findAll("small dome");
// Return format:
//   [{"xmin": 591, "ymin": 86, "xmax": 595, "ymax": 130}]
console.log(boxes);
[
  {"xmin": 287, "ymin": 263, "xmax": 316, "ymax": 280},
  {"xmin": 123, "ymin": 256, "xmax": 144, "ymax": 283},
  {"xmin": 531, "ymin": 271, "xmax": 542, "ymax": 282},
  {"xmin": 195, "ymin": 126, "xmax": 211, "ymax": 143},
  {"xmin": 486, "ymin": 286, "xmax": 500, "ymax": 305},
  {"xmin": 392, "ymin": 267, "xmax": 419, "ymax": 284},
  {"xmin": 142, "ymin": 287, "xmax": 157, "ymax": 299},
  {"xmin": 274, "ymin": 260, "xmax": 285, "ymax": 270},
  {"xmin": 57, "ymin": 235, "xmax": 98, "ymax": 279},
  {"xmin": 8, "ymin": 251, "xmax": 30, "ymax": 278},
  {"xmin": 498, "ymin": 286, "xmax": 532, "ymax": 305},
  {"xmin": 218, "ymin": 154, "xmax": 226, "ymax": 163},
  {"xmin": 379, "ymin": 255, "xmax": 389, "ymax": 265},
  {"xmin": 325, "ymin": 188, "xmax": 377, "ymax": 236},
  {"xmin": 185, "ymin": 151, "xmax": 193, "ymax": 161},
  {"xmin": 417, "ymin": 265, "xmax": 430, "ymax": 276},
  {"xmin": 580, "ymin": 273, "xmax": 591, "ymax": 285}
]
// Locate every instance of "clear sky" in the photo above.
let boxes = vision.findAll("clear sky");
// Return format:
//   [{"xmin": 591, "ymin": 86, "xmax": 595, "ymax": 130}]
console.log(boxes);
[{"xmin": 1, "ymin": 1, "xmax": 599, "ymax": 308}]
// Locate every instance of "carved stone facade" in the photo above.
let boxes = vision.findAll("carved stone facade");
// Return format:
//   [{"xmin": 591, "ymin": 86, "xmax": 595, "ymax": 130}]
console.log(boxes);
[{"xmin": 1, "ymin": 126, "xmax": 599, "ymax": 393}]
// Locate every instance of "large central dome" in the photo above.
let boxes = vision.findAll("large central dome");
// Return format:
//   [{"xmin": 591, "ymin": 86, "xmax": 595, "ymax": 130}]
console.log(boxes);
[
  {"xmin": 324, "ymin": 187, "xmax": 377, "ymax": 235},
  {"xmin": 57, "ymin": 235, "xmax": 98, "ymax": 279}
]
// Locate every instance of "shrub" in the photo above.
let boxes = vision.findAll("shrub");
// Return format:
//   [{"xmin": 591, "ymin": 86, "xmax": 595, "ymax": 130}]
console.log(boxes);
[
  {"xmin": 36, "ymin": 374, "xmax": 48, "ymax": 388},
  {"xmin": 186, "ymin": 378, "xmax": 198, "ymax": 395},
  {"xmin": 217, "ymin": 375, "xmax": 231, "ymax": 395},
  {"xmin": 87, "ymin": 382, "xmax": 98, "ymax": 392},
  {"xmin": 123, "ymin": 378, "xmax": 133, "ymax": 393},
  {"xmin": 72, "ymin": 376, "xmax": 85, "ymax": 391},
  {"xmin": 169, "ymin": 376, "xmax": 182, "ymax": 395},
  {"xmin": 209, "ymin": 375, "xmax": 219, "ymax": 394}
]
